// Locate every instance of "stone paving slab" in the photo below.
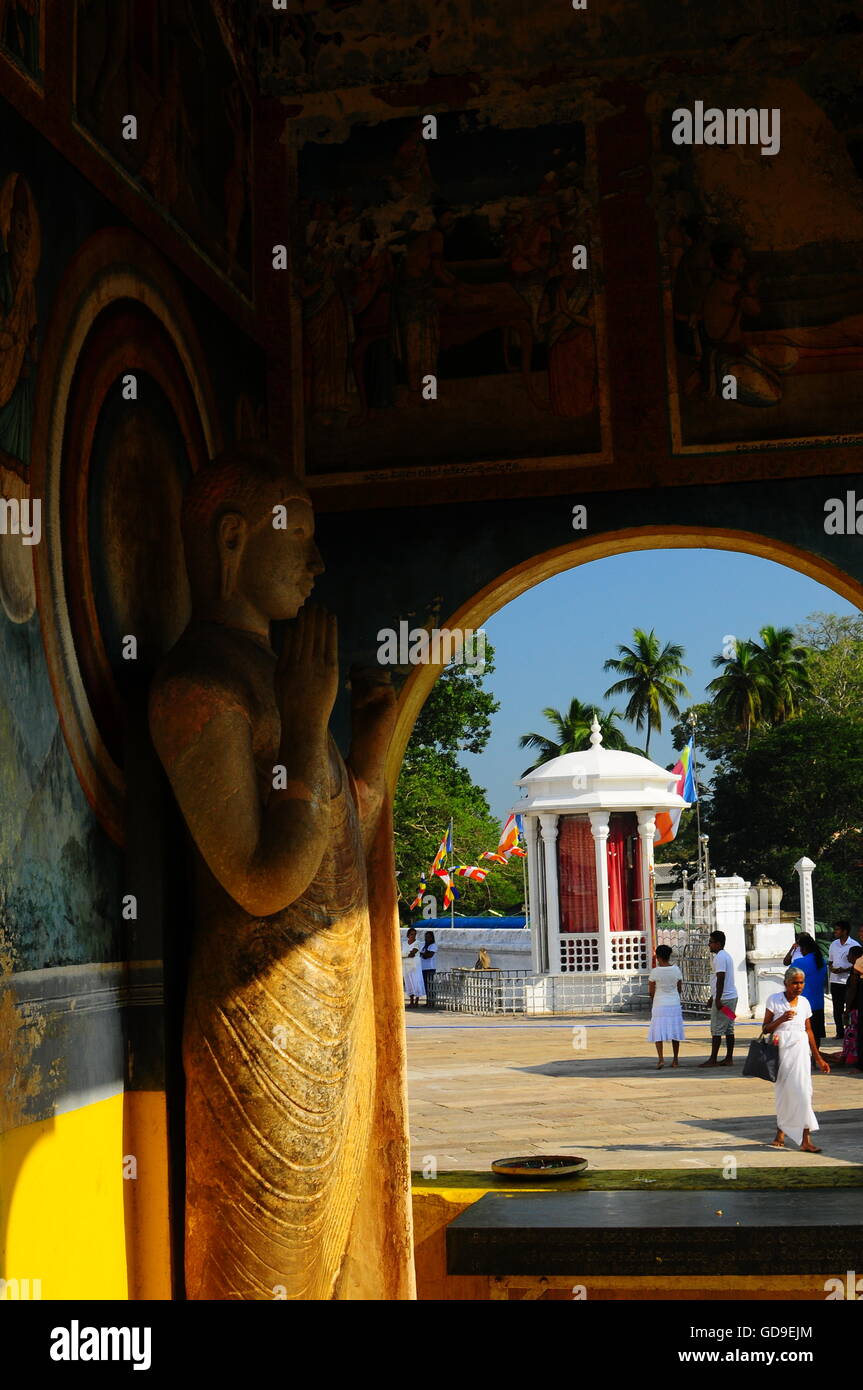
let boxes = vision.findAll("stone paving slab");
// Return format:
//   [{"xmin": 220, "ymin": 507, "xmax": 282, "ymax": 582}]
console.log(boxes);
[{"xmin": 406, "ymin": 1012, "xmax": 863, "ymax": 1173}]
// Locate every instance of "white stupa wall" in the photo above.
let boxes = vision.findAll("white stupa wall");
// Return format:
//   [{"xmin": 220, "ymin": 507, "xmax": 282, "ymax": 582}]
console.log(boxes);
[{"xmin": 400, "ymin": 927, "xmax": 531, "ymax": 973}]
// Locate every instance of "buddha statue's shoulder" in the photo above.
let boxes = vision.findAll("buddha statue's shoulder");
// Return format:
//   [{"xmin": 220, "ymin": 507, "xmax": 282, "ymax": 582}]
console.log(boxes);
[{"xmin": 150, "ymin": 623, "xmax": 273, "ymax": 756}]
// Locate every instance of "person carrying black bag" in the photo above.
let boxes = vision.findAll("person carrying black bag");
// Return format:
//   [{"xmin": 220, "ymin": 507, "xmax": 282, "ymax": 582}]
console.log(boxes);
[{"xmin": 761, "ymin": 967, "xmax": 830, "ymax": 1153}]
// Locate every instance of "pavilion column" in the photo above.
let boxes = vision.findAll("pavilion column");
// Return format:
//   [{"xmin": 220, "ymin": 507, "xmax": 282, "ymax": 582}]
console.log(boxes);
[
  {"xmin": 637, "ymin": 810, "xmax": 657, "ymax": 964},
  {"xmin": 588, "ymin": 811, "xmax": 611, "ymax": 972},
  {"xmin": 538, "ymin": 814, "xmax": 560, "ymax": 975},
  {"xmin": 523, "ymin": 815, "xmax": 543, "ymax": 972}
]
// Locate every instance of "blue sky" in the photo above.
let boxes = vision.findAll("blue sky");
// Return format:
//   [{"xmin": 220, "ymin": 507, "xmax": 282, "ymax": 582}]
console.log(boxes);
[{"xmin": 459, "ymin": 548, "xmax": 860, "ymax": 823}]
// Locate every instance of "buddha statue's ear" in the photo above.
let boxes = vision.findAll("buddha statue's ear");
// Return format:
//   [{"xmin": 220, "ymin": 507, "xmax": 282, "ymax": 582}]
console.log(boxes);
[{"xmin": 217, "ymin": 510, "xmax": 247, "ymax": 600}]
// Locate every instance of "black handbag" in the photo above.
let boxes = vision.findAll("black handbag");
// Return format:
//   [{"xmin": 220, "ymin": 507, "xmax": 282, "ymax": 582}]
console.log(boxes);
[{"xmin": 742, "ymin": 1034, "xmax": 779, "ymax": 1083}]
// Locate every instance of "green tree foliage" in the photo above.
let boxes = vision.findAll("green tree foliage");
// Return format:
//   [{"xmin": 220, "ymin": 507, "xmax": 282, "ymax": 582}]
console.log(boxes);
[
  {"xmin": 394, "ymin": 643, "xmax": 524, "ymax": 921},
  {"xmin": 518, "ymin": 697, "xmax": 637, "ymax": 775},
  {"xmin": 708, "ymin": 714, "xmax": 863, "ymax": 922},
  {"xmin": 670, "ymin": 703, "xmax": 745, "ymax": 764},
  {"xmin": 706, "ymin": 639, "xmax": 771, "ymax": 748},
  {"xmin": 795, "ymin": 612, "xmax": 863, "ymax": 720},
  {"xmin": 699, "ymin": 617, "xmax": 863, "ymax": 917},
  {"xmin": 752, "ymin": 625, "xmax": 811, "ymax": 721},
  {"xmin": 706, "ymin": 626, "xmax": 811, "ymax": 747},
  {"xmin": 603, "ymin": 628, "xmax": 691, "ymax": 756},
  {"xmin": 409, "ymin": 652, "xmax": 499, "ymax": 755}
]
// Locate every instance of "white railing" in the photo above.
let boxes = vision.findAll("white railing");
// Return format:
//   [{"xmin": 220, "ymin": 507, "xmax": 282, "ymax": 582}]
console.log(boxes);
[
  {"xmin": 558, "ymin": 931, "xmax": 648, "ymax": 973},
  {"xmin": 431, "ymin": 969, "xmax": 649, "ymax": 1015},
  {"xmin": 559, "ymin": 933, "xmax": 600, "ymax": 973},
  {"xmin": 609, "ymin": 931, "xmax": 649, "ymax": 972}
]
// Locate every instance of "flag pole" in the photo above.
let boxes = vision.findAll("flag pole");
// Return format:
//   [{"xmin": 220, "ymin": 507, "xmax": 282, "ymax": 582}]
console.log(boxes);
[
  {"xmin": 449, "ymin": 817, "xmax": 455, "ymax": 929},
  {"xmin": 688, "ymin": 712, "xmax": 704, "ymax": 879}
]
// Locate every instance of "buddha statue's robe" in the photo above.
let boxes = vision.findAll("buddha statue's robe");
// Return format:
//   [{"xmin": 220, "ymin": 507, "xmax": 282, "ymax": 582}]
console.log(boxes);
[{"xmin": 151, "ymin": 623, "xmax": 378, "ymax": 1300}]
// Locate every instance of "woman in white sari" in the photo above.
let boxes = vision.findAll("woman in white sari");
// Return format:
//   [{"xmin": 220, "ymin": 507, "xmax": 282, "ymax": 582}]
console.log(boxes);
[
  {"xmin": 402, "ymin": 927, "xmax": 426, "ymax": 1007},
  {"xmin": 762, "ymin": 967, "xmax": 830, "ymax": 1152}
]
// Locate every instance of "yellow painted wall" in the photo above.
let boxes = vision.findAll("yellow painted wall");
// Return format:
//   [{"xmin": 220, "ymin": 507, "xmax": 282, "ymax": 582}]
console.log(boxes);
[{"xmin": 0, "ymin": 1090, "xmax": 171, "ymax": 1300}]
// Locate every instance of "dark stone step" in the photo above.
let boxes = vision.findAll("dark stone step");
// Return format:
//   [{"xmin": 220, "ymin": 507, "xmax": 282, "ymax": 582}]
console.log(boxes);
[{"xmin": 446, "ymin": 1190, "xmax": 861, "ymax": 1276}]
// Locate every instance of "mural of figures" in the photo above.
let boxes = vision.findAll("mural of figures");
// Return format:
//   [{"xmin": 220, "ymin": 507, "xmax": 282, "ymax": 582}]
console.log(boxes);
[
  {"xmin": 0, "ymin": 0, "xmax": 41, "ymax": 82},
  {"xmin": 297, "ymin": 114, "xmax": 606, "ymax": 478},
  {"xmin": 660, "ymin": 79, "xmax": 863, "ymax": 453},
  {"xmin": 0, "ymin": 172, "xmax": 39, "ymax": 623},
  {"xmin": 0, "ymin": 171, "xmax": 39, "ymax": 471},
  {"xmin": 74, "ymin": 0, "xmax": 252, "ymax": 295}
]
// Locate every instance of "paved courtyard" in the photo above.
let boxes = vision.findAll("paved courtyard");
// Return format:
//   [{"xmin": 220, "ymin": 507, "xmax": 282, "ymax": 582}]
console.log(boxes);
[{"xmin": 407, "ymin": 1012, "xmax": 863, "ymax": 1173}]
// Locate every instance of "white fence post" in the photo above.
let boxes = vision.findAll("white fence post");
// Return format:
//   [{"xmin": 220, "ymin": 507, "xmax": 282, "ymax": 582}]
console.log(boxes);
[{"xmin": 794, "ymin": 856, "xmax": 816, "ymax": 934}]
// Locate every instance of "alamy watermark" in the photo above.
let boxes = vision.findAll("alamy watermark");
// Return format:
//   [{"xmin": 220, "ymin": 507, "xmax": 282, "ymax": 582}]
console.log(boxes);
[
  {"xmin": 50, "ymin": 1322, "xmax": 151, "ymax": 1370},
  {"xmin": 824, "ymin": 492, "xmax": 863, "ymax": 535},
  {"xmin": 1, "ymin": 1276, "xmax": 42, "ymax": 1299},
  {"xmin": 671, "ymin": 102, "xmax": 780, "ymax": 157},
  {"xmin": 0, "ymin": 496, "xmax": 40, "ymax": 545},
  {"xmin": 377, "ymin": 622, "xmax": 486, "ymax": 670}
]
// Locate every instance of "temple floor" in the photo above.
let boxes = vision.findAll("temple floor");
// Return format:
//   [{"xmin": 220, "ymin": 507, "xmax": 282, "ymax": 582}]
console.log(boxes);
[{"xmin": 407, "ymin": 1013, "xmax": 863, "ymax": 1176}]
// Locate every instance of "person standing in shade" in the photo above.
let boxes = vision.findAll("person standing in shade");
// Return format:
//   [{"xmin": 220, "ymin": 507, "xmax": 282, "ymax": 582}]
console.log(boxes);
[
  {"xmin": 822, "ymin": 947, "xmax": 863, "ymax": 1067},
  {"xmin": 828, "ymin": 921, "xmax": 861, "ymax": 1040},
  {"xmin": 647, "ymin": 943, "xmax": 685, "ymax": 1068},
  {"xmin": 402, "ymin": 926, "xmax": 425, "ymax": 1007},
  {"xmin": 763, "ymin": 967, "xmax": 830, "ymax": 1152},
  {"xmin": 419, "ymin": 930, "xmax": 437, "ymax": 1007},
  {"xmin": 700, "ymin": 930, "xmax": 738, "ymax": 1067},
  {"xmin": 785, "ymin": 933, "xmax": 828, "ymax": 1043}
]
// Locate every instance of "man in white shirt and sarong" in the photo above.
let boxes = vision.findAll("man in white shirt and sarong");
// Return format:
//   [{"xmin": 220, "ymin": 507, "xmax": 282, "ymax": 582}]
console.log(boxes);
[{"xmin": 701, "ymin": 930, "xmax": 738, "ymax": 1067}]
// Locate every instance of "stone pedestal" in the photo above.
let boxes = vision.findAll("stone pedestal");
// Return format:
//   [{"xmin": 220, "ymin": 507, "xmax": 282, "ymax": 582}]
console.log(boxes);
[
  {"xmin": 714, "ymin": 874, "xmax": 752, "ymax": 1017},
  {"xmin": 746, "ymin": 921, "xmax": 798, "ymax": 1015}
]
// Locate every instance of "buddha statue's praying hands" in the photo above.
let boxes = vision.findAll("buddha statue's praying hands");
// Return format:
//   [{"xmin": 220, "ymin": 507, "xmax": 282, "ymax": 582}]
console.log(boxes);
[{"xmin": 149, "ymin": 445, "xmax": 401, "ymax": 1300}]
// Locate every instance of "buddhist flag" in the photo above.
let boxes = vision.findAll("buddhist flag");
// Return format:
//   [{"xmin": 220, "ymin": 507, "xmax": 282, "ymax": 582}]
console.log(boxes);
[
  {"xmin": 481, "ymin": 813, "xmax": 525, "ymax": 863},
  {"xmin": 429, "ymin": 821, "xmax": 452, "ymax": 880},
  {"xmin": 442, "ymin": 876, "xmax": 460, "ymax": 908},
  {"xmin": 454, "ymin": 865, "xmax": 489, "ymax": 883},
  {"xmin": 409, "ymin": 878, "xmax": 427, "ymax": 911},
  {"xmin": 654, "ymin": 738, "xmax": 697, "ymax": 846}
]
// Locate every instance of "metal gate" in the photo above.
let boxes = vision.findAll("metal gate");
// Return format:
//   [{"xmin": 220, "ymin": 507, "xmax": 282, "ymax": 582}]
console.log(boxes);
[
  {"xmin": 679, "ymin": 926, "xmax": 712, "ymax": 1014},
  {"xmin": 658, "ymin": 870, "xmax": 717, "ymax": 1016}
]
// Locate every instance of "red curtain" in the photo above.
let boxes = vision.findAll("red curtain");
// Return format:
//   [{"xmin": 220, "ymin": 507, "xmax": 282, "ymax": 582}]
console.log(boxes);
[
  {"xmin": 607, "ymin": 820, "xmax": 626, "ymax": 932},
  {"xmin": 607, "ymin": 814, "xmax": 638, "ymax": 932},
  {"xmin": 557, "ymin": 817, "xmax": 597, "ymax": 933},
  {"xmin": 634, "ymin": 831, "xmax": 644, "ymax": 933}
]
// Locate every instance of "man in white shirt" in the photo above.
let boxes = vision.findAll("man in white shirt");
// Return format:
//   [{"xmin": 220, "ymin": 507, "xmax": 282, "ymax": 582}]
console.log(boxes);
[
  {"xmin": 701, "ymin": 930, "xmax": 738, "ymax": 1067},
  {"xmin": 828, "ymin": 920, "xmax": 861, "ymax": 1040}
]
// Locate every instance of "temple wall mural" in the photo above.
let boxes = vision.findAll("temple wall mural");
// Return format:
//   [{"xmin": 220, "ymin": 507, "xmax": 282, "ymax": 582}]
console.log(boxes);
[
  {"xmin": 296, "ymin": 113, "xmax": 608, "ymax": 481},
  {"xmin": 74, "ymin": 0, "xmax": 254, "ymax": 296},
  {"xmin": 658, "ymin": 78, "xmax": 863, "ymax": 453}
]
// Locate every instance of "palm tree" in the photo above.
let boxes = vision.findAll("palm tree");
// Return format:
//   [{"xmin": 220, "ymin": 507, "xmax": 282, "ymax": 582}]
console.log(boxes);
[
  {"xmin": 751, "ymin": 625, "xmax": 811, "ymax": 722},
  {"xmin": 706, "ymin": 639, "xmax": 771, "ymax": 747},
  {"xmin": 518, "ymin": 697, "xmax": 636, "ymax": 775},
  {"xmin": 603, "ymin": 628, "xmax": 691, "ymax": 757}
]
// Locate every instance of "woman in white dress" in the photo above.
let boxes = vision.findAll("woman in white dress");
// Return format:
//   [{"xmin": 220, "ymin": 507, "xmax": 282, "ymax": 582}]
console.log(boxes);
[
  {"xmin": 648, "ymin": 944, "xmax": 685, "ymax": 1068},
  {"xmin": 762, "ymin": 967, "xmax": 830, "ymax": 1152},
  {"xmin": 402, "ymin": 926, "xmax": 425, "ymax": 1007}
]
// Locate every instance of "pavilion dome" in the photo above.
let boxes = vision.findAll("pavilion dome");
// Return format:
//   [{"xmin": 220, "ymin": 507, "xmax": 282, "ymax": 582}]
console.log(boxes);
[{"xmin": 513, "ymin": 718, "xmax": 690, "ymax": 815}]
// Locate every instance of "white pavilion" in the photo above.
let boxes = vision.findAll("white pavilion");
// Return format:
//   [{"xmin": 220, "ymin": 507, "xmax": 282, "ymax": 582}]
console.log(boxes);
[{"xmin": 515, "ymin": 719, "xmax": 690, "ymax": 1010}]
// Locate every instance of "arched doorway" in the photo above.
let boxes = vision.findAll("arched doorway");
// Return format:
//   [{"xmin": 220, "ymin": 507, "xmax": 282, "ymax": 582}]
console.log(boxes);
[
  {"xmin": 400, "ymin": 532, "xmax": 863, "ymax": 1298},
  {"xmin": 387, "ymin": 525, "xmax": 863, "ymax": 786}
]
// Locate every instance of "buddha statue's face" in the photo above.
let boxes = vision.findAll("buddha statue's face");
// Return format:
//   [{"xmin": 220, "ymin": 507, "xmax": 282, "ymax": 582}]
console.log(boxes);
[{"xmin": 234, "ymin": 489, "xmax": 324, "ymax": 622}]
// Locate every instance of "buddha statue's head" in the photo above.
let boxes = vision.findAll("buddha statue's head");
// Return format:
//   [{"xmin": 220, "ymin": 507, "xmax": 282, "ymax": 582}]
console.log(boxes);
[{"xmin": 181, "ymin": 443, "xmax": 323, "ymax": 624}]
